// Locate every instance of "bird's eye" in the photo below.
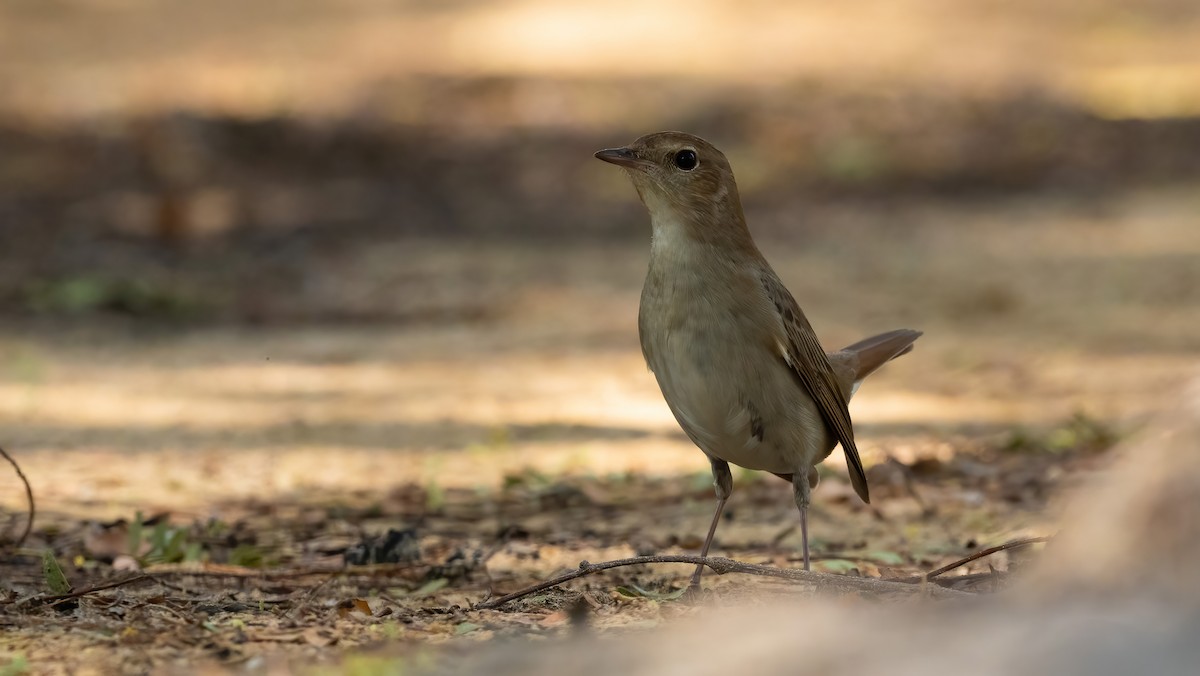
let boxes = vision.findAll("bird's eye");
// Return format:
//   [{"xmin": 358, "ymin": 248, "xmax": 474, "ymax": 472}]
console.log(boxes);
[{"xmin": 673, "ymin": 149, "xmax": 698, "ymax": 171}]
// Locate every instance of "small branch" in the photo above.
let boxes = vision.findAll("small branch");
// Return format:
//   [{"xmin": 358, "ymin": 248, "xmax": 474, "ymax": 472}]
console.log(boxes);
[
  {"xmin": 5, "ymin": 563, "xmax": 424, "ymax": 608},
  {"xmin": 13, "ymin": 574, "xmax": 153, "ymax": 609},
  {"xmin": 924, "ymin": 537, "xmax": 1050, "ymax": 580},
  {"xmin": 474, "ymin": 554, "xmax": 969, "ymax": 610},
  {"xmin": 142, "ymin": 562, "xmax": 424, "ymax": 580},
  {"xmin": 0, "ymin": 444, "xmax": 34, "ymax": 551}
]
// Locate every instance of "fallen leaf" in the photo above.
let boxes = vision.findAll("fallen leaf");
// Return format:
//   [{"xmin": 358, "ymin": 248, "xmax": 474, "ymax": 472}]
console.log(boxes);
[
  {"xmin": 454, "ymin": 622, "xmax": 481, "ymax": 635},
  {"xmin": 815, "ymin": 559, "xmax": 860, "ymax": 574},
  {"xmin": 41, "ymin": 550, "xmax": 71, "ymax": 595},
  {"xmin": 337, "ymin": 598, "xmax": 372, "ymax": 618},
  {"xmin": 867, "ymin": 550, "xmax": 906, "ymax": 566},
  {"xmin": 410, "ymin": 578, "xmax": 449, "ymax": 597}
]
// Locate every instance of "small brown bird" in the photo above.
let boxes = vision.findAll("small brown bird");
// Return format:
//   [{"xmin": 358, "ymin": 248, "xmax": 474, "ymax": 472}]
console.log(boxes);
[{"xmin": 595, "ymin": 132, "xmax": 921, "ymax": 587}]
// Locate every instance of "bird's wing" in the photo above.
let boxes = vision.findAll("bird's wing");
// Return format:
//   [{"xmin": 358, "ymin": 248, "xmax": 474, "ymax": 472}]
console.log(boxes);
[{"xmin": 760, "ymin": 271, "xmax": 871, "ymax": 503}]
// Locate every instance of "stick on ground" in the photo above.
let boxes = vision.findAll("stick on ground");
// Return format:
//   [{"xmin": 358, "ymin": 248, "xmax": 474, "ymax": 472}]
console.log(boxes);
[
  {"xmin": 0, "ymin": 444, "xmax": 34, "ymax": 551},
  {"xmin": 925, "ymin": 536, "xmax": 1050, "ymax": 580},
  {"xmin": 474, "ymin": 554, "xmax": 970, "ymax": 610},
  {"xmin": 12, "ymin": 574, "xmax": 154, "ymax": 609}
]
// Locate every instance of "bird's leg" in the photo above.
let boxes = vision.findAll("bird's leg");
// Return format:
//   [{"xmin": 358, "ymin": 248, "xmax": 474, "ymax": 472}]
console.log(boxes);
[
  {"xmin": 792, "ymin": 470, "xmax": 814, "ymax": 571},
  {"xmin": 800, "ymin": 505, "xmax": 810, "ymax": 571},
  {"xmin": 690, "ymin": 457, "xmax": 733, "ymax": 589}
]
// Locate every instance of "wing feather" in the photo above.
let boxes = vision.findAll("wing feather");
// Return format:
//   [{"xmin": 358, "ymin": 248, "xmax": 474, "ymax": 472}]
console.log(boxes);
[{"xmin": 760, "ymin": 272, "xmax": 871, "ymax": 503}]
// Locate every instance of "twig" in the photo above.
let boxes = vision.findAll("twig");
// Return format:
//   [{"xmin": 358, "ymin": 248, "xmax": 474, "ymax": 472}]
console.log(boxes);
[
  {"xmin": 14, "ymin": 574, "xmax": 153, "ymax": 609},
  {"xmin": 474, "ymin": 555, "xmax": 969, "ymax": 609},
  {"xmin": 924, "ymin": 537, "xmax": 1050, "ymax": 580},
  {"xmin": 0, "ymin": 444, "xmax": 34, "ymax": 550},
  {"xmin": 142, "ymin": 562, "xmax": 424, "ymax": 580},
  {"xmin": 786, "ymin": 553, "xmax": 907, "ymax": 565},
  {"xmin": 5, "ymin": 562, "xmax": 439, "ymax": 607},
  {"xmin": 151, "ymin": 567, "xmax": 345, "ymax": 579}
]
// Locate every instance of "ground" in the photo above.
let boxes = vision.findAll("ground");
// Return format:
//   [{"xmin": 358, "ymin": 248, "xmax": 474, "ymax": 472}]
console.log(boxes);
[
  {"xmin": 2, "ymin": 185, "xmax": 1198, "ymax": 672},
  {"xmin": 1, "ymin": 0, "xmax": 1199, "ymax": 673}
]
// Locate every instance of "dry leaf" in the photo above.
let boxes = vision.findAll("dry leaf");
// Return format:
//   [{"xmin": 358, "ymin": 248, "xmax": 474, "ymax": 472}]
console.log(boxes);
[{"xmin": 337, "ymin": 598, "xmax": 372, "ymax": 619}]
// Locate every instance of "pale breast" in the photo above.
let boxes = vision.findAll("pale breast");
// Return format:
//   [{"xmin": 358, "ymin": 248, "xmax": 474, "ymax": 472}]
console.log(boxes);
[{"xmin": 639, "ymin": 264, "xmax": 834, "ymax": 473}]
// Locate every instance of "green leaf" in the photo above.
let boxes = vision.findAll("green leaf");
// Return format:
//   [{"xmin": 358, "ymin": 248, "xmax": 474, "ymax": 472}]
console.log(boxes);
[
  {"xmin": 150, "ymin": 522, "xmax": 170, "ymax": 550},
  {"xmin": 184, "ymin": 542, "xmax": 205, "ymax": 563},
  {"xmin": 229, "ymin": 544, "xmax": 265, "ymax": 568},
  {"xmin": 411, "ymin": 578, "xmax": 449, "ymax": 596},
  {"xmin": 41, "ymin": 550, "xmax": 71, "ymax": 595},
  {"xmin": 867, "ymin": 550, "xmax": 906, "ymax": 566},
  {"xmin": 816, "ymin": 559, "xmax": 859, "ymax": 574},
  {"xmin": 454, "ymin": 622, "xmax": 481, "ymax": 635}
]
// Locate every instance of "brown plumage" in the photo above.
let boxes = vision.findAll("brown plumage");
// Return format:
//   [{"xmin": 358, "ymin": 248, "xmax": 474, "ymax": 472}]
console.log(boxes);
[{"xmin": 596, "ymin": 132, "xmax": 922, "ymax": 586}]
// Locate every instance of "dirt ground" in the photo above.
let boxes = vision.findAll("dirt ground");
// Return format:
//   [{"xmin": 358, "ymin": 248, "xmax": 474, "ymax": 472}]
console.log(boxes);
[{"xmin": 2, "ymin": 183, "xmax": 1198, "ymax": 673}]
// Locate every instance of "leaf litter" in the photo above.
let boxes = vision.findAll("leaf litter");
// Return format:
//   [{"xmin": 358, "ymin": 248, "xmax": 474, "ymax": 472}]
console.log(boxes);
[{"xmin": 0, "ymin": 428, "xmax": 1111, "ymax": 673}]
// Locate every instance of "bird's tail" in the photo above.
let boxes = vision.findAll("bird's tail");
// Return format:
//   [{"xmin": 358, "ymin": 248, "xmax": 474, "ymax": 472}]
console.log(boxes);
[{"xmin": 840, "ymin": 329, "xmax": 923, "ymax": 383}]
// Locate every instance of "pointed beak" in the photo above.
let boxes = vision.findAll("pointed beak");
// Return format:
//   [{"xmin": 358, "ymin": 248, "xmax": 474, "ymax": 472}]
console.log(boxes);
[{"xmin": 594, "ymin": 147, "xmax": 647, "ymax": 170}]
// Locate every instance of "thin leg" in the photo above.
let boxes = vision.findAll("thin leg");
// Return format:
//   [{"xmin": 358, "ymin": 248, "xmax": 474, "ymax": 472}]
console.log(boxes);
[
  {"xmin": 792, "ymin": 470, "xmax": 813, "ymax": 572},
  {"xmin": 689, "ymin": 495, "xmax": 727, "ymax": 588},
  {"xmin": 690, "ymin": 457, "xmax": 733, "ymax": 590},
  {"xmin": 800, "ymin": 504, "xmax": 810, "ymax": 571}
]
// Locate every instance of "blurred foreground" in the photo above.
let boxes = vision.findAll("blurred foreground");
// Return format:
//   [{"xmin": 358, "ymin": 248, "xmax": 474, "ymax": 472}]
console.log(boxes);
[{"xmin": 419, "ymin": 379, "xmax": 1200, "ymax": 676}]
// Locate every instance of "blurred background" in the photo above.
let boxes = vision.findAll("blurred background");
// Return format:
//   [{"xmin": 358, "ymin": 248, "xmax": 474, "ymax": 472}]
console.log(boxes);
[{"xmin": 1, "ymin": 0, "xmax": 1198, "ymax": 563}]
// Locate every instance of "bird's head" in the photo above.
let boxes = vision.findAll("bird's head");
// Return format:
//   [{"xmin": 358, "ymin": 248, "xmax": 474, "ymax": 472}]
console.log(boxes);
[{"xmin": 594, "ymin": 132, "xmax": 747, "ymax": 239}]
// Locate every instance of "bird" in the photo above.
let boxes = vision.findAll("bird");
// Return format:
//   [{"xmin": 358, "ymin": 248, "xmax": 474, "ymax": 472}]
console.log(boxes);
[{"xmin": 594, "ymin": 131, "xmax": 922, "ymax": 588}]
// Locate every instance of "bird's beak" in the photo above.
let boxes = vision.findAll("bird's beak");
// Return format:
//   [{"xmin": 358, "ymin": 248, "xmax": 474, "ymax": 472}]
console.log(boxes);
[{"xmin": 594, "ymin": 147, "xmax": 648, "ymax": 171}]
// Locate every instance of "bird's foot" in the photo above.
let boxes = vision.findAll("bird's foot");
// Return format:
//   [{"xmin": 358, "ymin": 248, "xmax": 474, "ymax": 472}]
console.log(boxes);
[{"xmin": 679, "ymin": 583, "xmax": 708, "ymax": 604}]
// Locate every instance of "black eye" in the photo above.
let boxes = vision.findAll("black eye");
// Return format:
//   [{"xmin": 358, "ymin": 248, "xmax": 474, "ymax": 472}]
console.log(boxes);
[{"xmin": 673, "ymin": 149, "xmax": 698, "ymax": 171}]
